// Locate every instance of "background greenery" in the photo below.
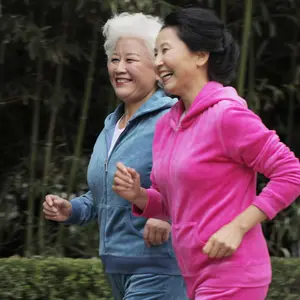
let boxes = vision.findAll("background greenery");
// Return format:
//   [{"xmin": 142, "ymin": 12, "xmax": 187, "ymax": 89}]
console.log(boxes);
[
  {"xmin": 0, "ymin": 0, "xmax": 299, "ymax": 262},
  {"xmin": 0, "ymin": 257, "xmax": 299, "ymax": 300}
]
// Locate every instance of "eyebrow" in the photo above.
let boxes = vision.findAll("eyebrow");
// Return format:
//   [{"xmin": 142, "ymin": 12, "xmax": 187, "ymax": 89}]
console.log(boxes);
[
  {"xmin": 160, "ymin": 42, "xmax": 170, "ymax": 48},
  {"xmin": 112, "ymin": 52, "xmax": 140, "ymax": 57},
  {"xmin": 127, "ymin": 53, "xmax": 140, "ymax": 57}
]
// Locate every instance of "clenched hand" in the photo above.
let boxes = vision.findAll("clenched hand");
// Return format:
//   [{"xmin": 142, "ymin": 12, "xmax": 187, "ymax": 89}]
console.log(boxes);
[
  {"xmin": 43, "ymin": 194, "xmax": 72, "ymax": 222},
  {"xmin": 144, "ymin": 219, "xmax": 171, "ymax": 247}
]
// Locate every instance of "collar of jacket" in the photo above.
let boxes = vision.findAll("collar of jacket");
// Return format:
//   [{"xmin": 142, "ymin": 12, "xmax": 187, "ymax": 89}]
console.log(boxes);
[{"xmin": 104, "ymin": 88, "xmax": 176, "ymax": 130}]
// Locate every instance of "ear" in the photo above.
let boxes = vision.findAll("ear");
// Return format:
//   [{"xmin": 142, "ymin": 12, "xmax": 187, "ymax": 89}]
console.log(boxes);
[{"xmin": 195, "ymin": 51, "xmax": 210, "ymax": 67}]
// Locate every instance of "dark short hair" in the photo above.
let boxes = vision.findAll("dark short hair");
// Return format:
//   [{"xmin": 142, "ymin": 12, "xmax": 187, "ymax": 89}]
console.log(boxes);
[{"xmin": 162, "ymin": 7, "xmax": 240, "ymax": 85}]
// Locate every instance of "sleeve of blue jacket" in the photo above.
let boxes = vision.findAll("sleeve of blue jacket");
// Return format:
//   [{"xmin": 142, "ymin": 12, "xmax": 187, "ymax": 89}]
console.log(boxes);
[{"xmin": 64, "ymin": 190, "xmax": 97, "ymax": 225}]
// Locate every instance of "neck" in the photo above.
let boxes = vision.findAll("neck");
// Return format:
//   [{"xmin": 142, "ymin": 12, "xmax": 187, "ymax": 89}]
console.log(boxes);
[
  {"xmin": 181, "ymin": 75, "xmax": 209, "ymax": 111},
  {"xmin": 121, "ymin": 87, "xmax": 157, "ymax": 125}
]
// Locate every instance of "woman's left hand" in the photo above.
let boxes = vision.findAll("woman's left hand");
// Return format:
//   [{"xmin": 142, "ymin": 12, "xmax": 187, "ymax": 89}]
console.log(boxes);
[
  {"xmin": 144, "ymin": 218, "xmax": 171, "ymax": 248},
  {"xmin": 202, "ymin": 222, "xmax": 246, "ymax": 258}
]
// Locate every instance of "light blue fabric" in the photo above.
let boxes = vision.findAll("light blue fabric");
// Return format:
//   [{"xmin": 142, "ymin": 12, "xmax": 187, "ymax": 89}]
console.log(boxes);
[
  {"xmin": 65, "ymin": 89, "xmax": 182, "ymax": 275},
  {"xmin": 107, "ymin": 273, "xmax": 188, "ymax": 300}
]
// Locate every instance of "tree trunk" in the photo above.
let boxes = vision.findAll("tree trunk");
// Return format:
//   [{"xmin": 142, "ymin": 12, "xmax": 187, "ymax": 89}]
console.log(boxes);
[
  {"xmin": 56, "ymin": 22, "xmax": 99, "ymax": 256},
  {"xmin": 237, "ymin": 0, "xmax": 254, "ymax": 96}
]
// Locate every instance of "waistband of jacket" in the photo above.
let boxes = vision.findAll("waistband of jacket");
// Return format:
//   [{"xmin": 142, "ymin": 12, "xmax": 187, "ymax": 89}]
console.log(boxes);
[{"xmin": 100, "ymin": 254, "xmax": 182, "ymax": 275}]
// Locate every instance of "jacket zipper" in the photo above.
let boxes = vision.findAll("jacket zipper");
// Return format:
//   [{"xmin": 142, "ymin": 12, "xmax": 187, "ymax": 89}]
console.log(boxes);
[
  {"xmin": 168, "ymin": 125, "xmax": 181, "ymax": 224},
  {"xmin": 104, "ymin": 122, "xmax": 131, "ymax": 173}
]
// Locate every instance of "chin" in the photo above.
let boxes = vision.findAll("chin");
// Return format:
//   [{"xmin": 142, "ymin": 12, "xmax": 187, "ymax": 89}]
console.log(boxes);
[
  {"xmin": 163, "ymin": 85, "xmax": 176, "ymax": 96},
  {"xmin": 114, "ymin": 90, "xmax": 131, "ymax": 100}
]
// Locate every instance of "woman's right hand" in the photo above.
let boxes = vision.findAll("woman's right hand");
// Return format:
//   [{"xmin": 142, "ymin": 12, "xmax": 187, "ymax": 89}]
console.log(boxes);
[
  {"xmin": 112, "ymin": 162, "xmax": 142, "ymax": 204},
  {"xmin": 43, "ymin": 194, "xmax": 72, "ymax": 222}
]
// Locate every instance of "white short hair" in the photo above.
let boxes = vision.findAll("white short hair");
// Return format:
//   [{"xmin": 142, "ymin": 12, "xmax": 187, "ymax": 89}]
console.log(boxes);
[{"xmin": 102, "ymin": 12, "xmax": 163, "ymax": 59}]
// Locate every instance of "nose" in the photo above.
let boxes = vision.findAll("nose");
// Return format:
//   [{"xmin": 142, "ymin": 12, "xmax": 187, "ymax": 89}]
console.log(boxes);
[
  {"xmin": 115, "ymin": 60, "xmax": 126, "ymax": 74},
  {"xmin": 154, "ymin": 53, "xmax": 163, "ymax": 69}
]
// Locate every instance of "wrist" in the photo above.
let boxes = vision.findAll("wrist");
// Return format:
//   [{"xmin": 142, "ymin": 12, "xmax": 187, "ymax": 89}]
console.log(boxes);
[
  {"xmin": 133, "ymin": 187, "xmax": 148, "ymax": 210},
  {"xmin": 231, "ymin": 218, "xmax": 249, "ymax": 235},
  {"xmin": 66, "ymin": 201, "xmax": 73, "ymax": 218}
]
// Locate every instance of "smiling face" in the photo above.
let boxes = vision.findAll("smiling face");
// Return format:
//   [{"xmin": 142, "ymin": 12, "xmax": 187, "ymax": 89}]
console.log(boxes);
[
  {"xmin": 155, "ymin": 27, "xmax": 208, "ymax": 98},
  {"xmin": 107, "ymin": 37, "xmax": 157, "ymax": 104}
]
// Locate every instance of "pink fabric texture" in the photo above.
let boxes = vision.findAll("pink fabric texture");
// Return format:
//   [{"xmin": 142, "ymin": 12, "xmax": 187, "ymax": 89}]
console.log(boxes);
[
  {"xmin": 132, "ymin": 81, "xmax": 300, "ymax": 299},
  {"xmin": 195, "ymin": 285, "xmax": 269, "ymax": 300}
]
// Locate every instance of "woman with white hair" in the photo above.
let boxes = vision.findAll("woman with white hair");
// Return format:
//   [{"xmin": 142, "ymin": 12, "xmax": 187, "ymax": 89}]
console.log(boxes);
[{"xmin": 42, "ymin": 12, "xmax": 187, "ymax": 300}]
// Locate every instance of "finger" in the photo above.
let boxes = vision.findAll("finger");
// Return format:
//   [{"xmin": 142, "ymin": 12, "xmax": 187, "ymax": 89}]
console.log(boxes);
[
  {"xmin": 143, "ymin": 224, "xmax": 151, "ymax": 248},
  {"xmin": 224, "ymin": 247, "xmax": 235, "ymax": 257},
  {"xmin": 127, "ymin": 168, "xmax": 139, "ymax": 180},
  {"xmin": 45, "ymin": 194, "xmax": 56, "ymax": 206},
  {"xmin": 114, "ymin": 177, "xmax": 134, "ymax": 189},
  {"xmin": 114, "ymin": 170, "xmax": 133, "ymax": 184},
  {"xmin": 154, "ymin": 229, "xmax": 164, "ymax": 245},
  {"xmin": 45, "ymin": 214, "xmax": 59, "ymax": 221},
  {"xmin": 162, "ymin": 229, "xmax": 169, "ymax": 242},
  {"xmin": 112, "ymin": 185, "xmax": 132, "ymax": 192},
  {"xmin": 43, "ymin": 201, "xmax": 58, "ymax": 213},
  {"xmin": 208, "ymin": 241, "xmax": 221, "ymax": 258},
  {"xmin": 147, "ymin": 227, "xmax": 157, "ymax": 245},
  {"xmin": 44, "ymin": 210, "xmax": 58, "ymax": 218},
  {"xmin": 116, "ymin": 162, "xmax": 131, "ymax": 177},
  {"xmin": 44, "ymin": 212, "xmax": 59, "ymax": 220},
  {"xmin": 203, "ymin": 239, "xmax": 214, "ymax": 255},
  {"xmin": 43, "ymin": 207, "xmax": 58, "ymax": 216},
  {"xmin": 215, "ymin": 246, "xmax": 229, "ymax": 258}
]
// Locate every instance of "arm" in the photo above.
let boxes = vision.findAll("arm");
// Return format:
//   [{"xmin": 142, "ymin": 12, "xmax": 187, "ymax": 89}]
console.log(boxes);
[
  {"xmin": 220, "ymin": 105, "xmax": 300, "ymax": 222},
  {"xmin": 113, "ymin": 163, "xmax": 170, "ymax": 220},
  {"xmin": 203, "ymin": 105, "xmax": 300, "ymax": 258},
  {"xmin": 132, "ymin": 170, "xmax": 170, "ymax": 220},
  {"xmin": 64, "ymin": 190, "xmax": 97, "ymax": 225}
]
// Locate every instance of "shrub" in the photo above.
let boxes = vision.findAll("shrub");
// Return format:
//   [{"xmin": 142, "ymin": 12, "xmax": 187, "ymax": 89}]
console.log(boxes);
[
  {"xmin": 0, "ymin": 257, "xmax": 112, "ymax": 300},
  {"xmin": 0, "ymin": 257, "xmax": 300, "ymax": 299}
]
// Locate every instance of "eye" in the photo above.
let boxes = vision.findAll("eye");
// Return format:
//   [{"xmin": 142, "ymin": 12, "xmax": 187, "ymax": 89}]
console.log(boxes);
[
  {"xmin": 111, "ymin": 58, "xmax": 119, "ymax": 63},
  {"xmin": 126, "ymin": 58, "xmax": 137, "ymax": 63},
  {"xmin": 162, "ymin": 48, "xmax": 169, "ymax": 54}
]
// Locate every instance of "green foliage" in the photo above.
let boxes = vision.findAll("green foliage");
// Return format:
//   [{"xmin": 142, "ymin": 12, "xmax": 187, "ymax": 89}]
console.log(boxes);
[
  {"xmin": 0, "ymin": 257, "xmax": 113, "ymax": 300},
  {"xmin": 268, "ymin": 258, "xmax": 300, "ymax": 299},
  {"xmin": 0, "ymin": 257, "xmax": 299, "ymax": 299}
]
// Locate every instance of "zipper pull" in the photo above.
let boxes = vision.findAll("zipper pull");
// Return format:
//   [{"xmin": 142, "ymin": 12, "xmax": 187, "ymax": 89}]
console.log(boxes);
[{"xmin": 105, "ymin": 159, "xmax": 108, "ymax": 172}]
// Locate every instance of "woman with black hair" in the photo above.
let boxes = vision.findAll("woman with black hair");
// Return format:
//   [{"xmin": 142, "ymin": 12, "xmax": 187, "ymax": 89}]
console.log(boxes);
[{"xmin": 113, "ymin": 7, "xmax": 300, "ymax": 299}]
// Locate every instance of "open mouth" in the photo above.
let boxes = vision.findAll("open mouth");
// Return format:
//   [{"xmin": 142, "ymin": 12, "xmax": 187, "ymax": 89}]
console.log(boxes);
[
  {"xmin": 115, "ymin": 78, "xmax": 132, "ymax": 84},
  {"xmin": 160, "ymin": 72, "xmax": 174, "ymax": 82}
]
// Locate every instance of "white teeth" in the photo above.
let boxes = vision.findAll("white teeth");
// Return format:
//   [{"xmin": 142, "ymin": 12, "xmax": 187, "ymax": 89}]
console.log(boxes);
[
  {"xmin": 160, "ymin": 72, "xmax": 173, "ymax": 78},
  {"xmin": 116, "ymin": 79, "xmax": 130, "ymax": 83}
]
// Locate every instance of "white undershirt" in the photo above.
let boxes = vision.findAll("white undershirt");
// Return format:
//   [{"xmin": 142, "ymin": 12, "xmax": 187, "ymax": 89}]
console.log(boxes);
[{"xmin": 108, "ymin": 118, "xmax": 125, "ymax": 157}]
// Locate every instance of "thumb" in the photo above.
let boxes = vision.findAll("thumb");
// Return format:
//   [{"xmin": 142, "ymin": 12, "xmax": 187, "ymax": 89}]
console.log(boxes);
[
  {"xmin": 45, "ymin": 194, "xmax": 57, "ymax": 206},
  {"xmin": 53, "ymin": 197, "xmax": 67, "ymax": 208}
]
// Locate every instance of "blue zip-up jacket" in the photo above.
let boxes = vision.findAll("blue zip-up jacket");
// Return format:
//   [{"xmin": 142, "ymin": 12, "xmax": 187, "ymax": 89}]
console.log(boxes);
[{"xmin": 66, "ymin": 89, "xmax": 181, "ymax": 275}]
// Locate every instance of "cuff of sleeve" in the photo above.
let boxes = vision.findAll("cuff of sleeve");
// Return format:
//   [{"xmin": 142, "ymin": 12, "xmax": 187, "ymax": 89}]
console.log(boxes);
[
  {"xmin": 132, "ymin": 188, "xmax": 162, "ymax": 219},
  {"xmin": 63, "ymin": 198, "xmax": 82, "ymax": 224},
  {"xmin": 252, "ymin": 195, "xmax": 282, "ymax": 220}
]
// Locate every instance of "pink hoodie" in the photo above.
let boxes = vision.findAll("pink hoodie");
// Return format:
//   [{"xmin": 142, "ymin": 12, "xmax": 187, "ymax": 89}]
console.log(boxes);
[{"xmin": 133, "ymin": 81, "xmax": 300, "ymax": 299}]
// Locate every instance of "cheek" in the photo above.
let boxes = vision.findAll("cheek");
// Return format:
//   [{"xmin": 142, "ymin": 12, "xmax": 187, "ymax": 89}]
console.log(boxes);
[
  {"xmin": 128, "ymin": 65, "xmax": 156, "ymax": 81},
  {"xmin": 107, "ymin": 65, "xmax": 115, "ymax": 79}
]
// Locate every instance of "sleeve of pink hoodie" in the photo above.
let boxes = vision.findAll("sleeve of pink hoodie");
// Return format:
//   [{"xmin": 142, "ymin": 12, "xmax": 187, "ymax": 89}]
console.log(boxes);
[
  {"xmin": 220, "ymin": 104, "xmax": 300, "ymax": 220},
  {"xmin": 132, "ymin": 169, "xmax": 170, "ymax": 220}
]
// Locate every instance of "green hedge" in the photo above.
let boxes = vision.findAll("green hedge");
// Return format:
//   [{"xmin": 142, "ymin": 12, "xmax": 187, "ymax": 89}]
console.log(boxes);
[
  {"xmin": 0, "ymin": 257, "xmax": 299, "ymax": 299},
  {"xmin": 0, "ymin": 257, "xmax": 113, "ymax": 300}
]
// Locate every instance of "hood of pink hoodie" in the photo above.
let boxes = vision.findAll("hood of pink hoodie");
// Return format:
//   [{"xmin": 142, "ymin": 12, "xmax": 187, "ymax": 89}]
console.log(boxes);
[{"xmin": 170, "ymin": 81, "xmax": 247, "ymax": 130}]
